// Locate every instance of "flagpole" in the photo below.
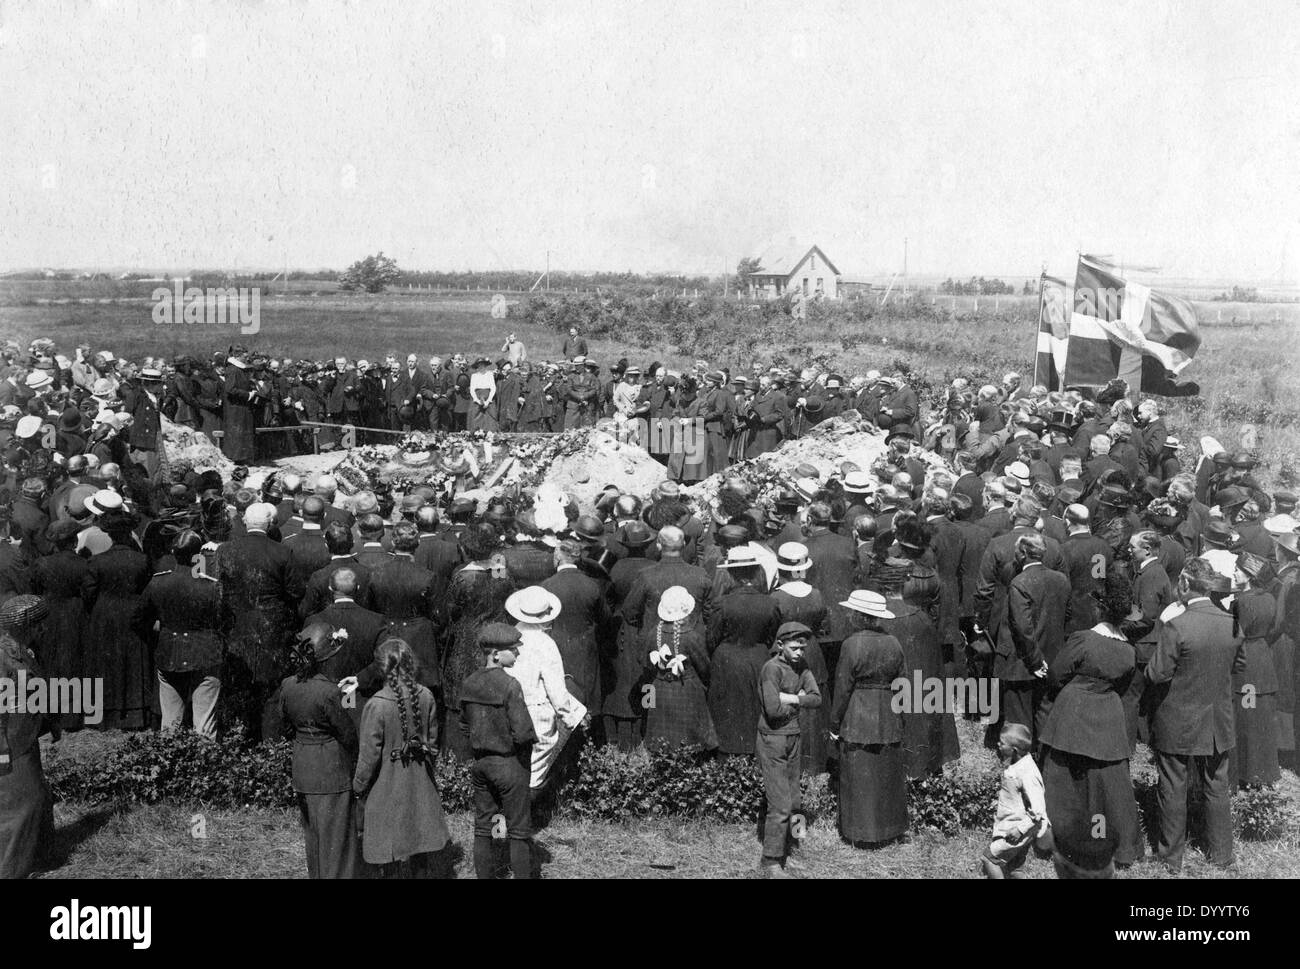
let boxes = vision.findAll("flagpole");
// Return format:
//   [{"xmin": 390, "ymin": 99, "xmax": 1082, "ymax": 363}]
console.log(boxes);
[{"xmin": 1033, "ymin": 270, "xmax": 1048, "ymax": 389}]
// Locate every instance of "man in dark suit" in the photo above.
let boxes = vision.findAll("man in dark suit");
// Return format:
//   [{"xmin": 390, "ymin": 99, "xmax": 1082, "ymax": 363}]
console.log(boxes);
[
  {"xmin": 804, "ymin": 501, "xmax": 858, "ymax": 677},
  {"xmin": 923, "ymin": 492, "xmax": 967, "ymax": 671},
  {"xmin": 973, "ymin": 497, "xmax": 1062, "ymax": 687},
  {"xmin": 504, "ymin": 511, "xmax": 559, "ymax": 586},
  {"xmin": 413, "ymin": 505, "xmax": 460, "ymax": 599},
  {"xmin": 950, "ymin": 451, "xmax": 986, "ymax": 521},
  {"xmin": 1145, "ymin": 558, "xmax": 1245, "ymax": 872},
  {"xmin": 620, "ymin": 525, "xmax": 717, "ymax": 635},
  {"xmin": 368, "ymin": 523, "xmax": 443, "ymax": 691},
  {"xmin": 284, "ymin": 496, "xmax": 331, "ymax": 600},
  {"xmin": 1005, "ymin": 532, "xmax": 1072, "ymax": 738},
  {"xmin": 541, "ymin": 541, "xmax": 612, "ymax": 710},
  {"xmin": 979, "ymin": 480, "xmax": 1013, "ymax": 538},
  {"xmin": 301, "ymin": 523, "xmax": 375, "ymax": 619},
  {"xmin": 1124, "ymin": 530, "xmax": 1173, "ymax": 749},
  {"xmin": 561, "ymin": 327, "xmax": 588, "ymax": 361},
  {"xmin": 1082, "ymin": 433, "xmax": 1124, "ymax": 490},
  {"xmin": 949, "ymin": 493, "xmax": 991, "ymax": 676},
  {"xmin": 310, "ymin": 475, "xmax": 355, "ymax": 532},
  {"xmin": 354, "ymin": 514, "xmax": 395, "ymax": 572},
  {"xmin": 1059, "ymin": 504, "xmax": 1112, "ymax": 634},
  {"xmin": 214, "ymin": 501, "xmax": 296, "ymax": 739},
  {"xmin": 306, "ymin": 568, "xmax": 390, "ymax": 711},
  {"xmin": 1135, "ymin": 400, "xmax": 1169, "ymax": 478}
]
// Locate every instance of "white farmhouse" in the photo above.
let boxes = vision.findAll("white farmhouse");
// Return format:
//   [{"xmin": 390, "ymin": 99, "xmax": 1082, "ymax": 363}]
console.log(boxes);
[{"xmin": 745, "ymin": 243, "xmax": 841, "ymax": 300}]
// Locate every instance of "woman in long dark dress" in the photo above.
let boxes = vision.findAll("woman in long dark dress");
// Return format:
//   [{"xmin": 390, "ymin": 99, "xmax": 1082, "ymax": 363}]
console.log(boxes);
[
  {"xmin": 667, "ymin": 376, "xmax": 707, "ymax": 484},
  {"xmin": 770, "ymin": 542, "xmax": 831, "ymax": 774},
  {"xmin": 603, "ymin": 522, "xmax": 657, "ymax": 750},
  {"xmin": 1231, "ymin": 552, "xmax": 1281, "ymax": 787},
  {"xmin": 644, "ymin": 586, "xmax": 717, "ymax": 749},
  {"xmin": 831, "ymin": 590, "xmax": 908, "ymax": 845},
  {"xmin": 1038, "ymin": 572, "xmax": 1142, "ymax": 871},
  {"xmin": 440, "ymin": 525, "xmax": 515, "ymax": 761},
  {"xmin": 883, "ymin": 564, "xmax": 960, "ymax": 778},
  {"xmin": 81, "ymin": 510, "xmax": 154, "ymax": 730},
  {"xmin": 30, "ymin": 520, "xmax": 89, "ymax": 731},
  {"xmin": 369, "ymin": 523, "xmax": 442, "ymax": 696},
  {"xmin": 707, "ymin": 550, "xmax": 781, "ymax": 756},
  {"xmin": 0, "ymin": 598, "xmax": 55, "ymax": 879}
]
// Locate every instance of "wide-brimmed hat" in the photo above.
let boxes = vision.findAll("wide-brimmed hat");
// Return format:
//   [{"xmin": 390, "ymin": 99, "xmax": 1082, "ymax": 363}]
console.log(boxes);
[
  {"xmin": 15, "ymin": 415, "xmax": 42, "ymax": 439},
  {"xmin": 1263, "ymin": 514, "xmax": 1300, "ymax": 536},
  {"xmin": 1203, "ymin": 521, "xmax": 1236, "ymax": 548},
  {"xmin": 718, "ymin": 546, "xmax": 761, "ymax": 569},
  {"xmin": 0, "ymin": 594, "xmax": 49, "ymax": 630},
  {"xmin": 616, "ymin": 521, "xmax": 655, "ymax": 549},
  {"xmin": 657, "ymin": 585, "xmax": 696, "ymax": 622},
  {"xmin": 776, "ymin": 542, "xmax": 812, "ymax": 571},
  {"xmin": 25, "ymin": 371, "xmax": 52, "ymax": 391},
  {"xmin": 793, "ymin": 477, "xmax": 820, "ymax": 503},
  {"xmin": 84, "ymin": 489, "xmax": 125, "ymax": 516},
  {"xmin": 843, "ymin": 471, "xmax": 874, "ymax": 494},
  {"xmin": 1275, "ymin": 530, "xmax": 1300, "ymax": 555},
  {"xmin": 505, "ymin": 586, "xmax": 563, "ymax": 625},
  {"xmin": 840, "ymin": 589, "xmax": 895, "ymax": 619}
]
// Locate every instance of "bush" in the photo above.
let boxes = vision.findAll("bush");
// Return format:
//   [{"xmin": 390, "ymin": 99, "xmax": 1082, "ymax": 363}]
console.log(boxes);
[
  {"xmin": 47, "ymin": 732, "xmax": 1015, "ymax": 835},
  {"xmin": 1233, "ymin": 786, "xmax": 1289, "ymax": 841}
]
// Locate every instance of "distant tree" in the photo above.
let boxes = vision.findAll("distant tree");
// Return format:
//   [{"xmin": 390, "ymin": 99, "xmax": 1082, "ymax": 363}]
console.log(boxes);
[
  {"xmin": 733, "ymin": 256, "xmax": 762, "ymax": 295},
  {"xmin": 340, "ymin": 252, "xmax": 401, "ymax": 293},
  {"xmin": 1023, "ymin": 279, "xmax": 1034, "ymax": 295}
]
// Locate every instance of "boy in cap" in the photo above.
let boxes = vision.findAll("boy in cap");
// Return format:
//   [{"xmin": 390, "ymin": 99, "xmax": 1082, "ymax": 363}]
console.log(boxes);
[
  {"xmin": 756, "ymin": 621, "xmax": 822, "ymax": 876},
  {"xmin": 460, "ymin": 622, "xmax": 538, "ymax": 879}
]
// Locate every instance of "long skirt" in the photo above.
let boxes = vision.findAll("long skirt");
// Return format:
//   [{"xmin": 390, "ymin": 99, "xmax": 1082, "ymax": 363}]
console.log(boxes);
[
  {"xmin": 37, "ymin": 594, "xmax": 86, "ymax": 730},
  {"xmin": 799, "ymin": 641, "xmax": 831, "ymax": 775},
  {"xmin": 838, "ymin": 741, "xmax": 908, "ymax": 844},
  {"xmin": 1042, "ymin": 746, "xmax": 1142, "ymax": 867},
  {"xmin": 299, "ymin": 791, "xmax": 360, "ymax": 879},
  {"xmin": 902, "ymin": 709, "xmax": 960, "ymax": 779},
  {"xmin": 85, "ymin": 594, "xmax": 153, "ymax": 730},
  {"xmin": 0, "ymin": 745, "xmax": 53, "ymax": 879},
  {"xmin": 1231, "ymin": 691, "xmax": 1281, "ymax": 787},
  {"xmin": 645, "ymin": 671, "xmax": 717, "ymax": 750},
  {"xmin": 707, "ymin": 643, "xmax": 768, "ymax": 755}
]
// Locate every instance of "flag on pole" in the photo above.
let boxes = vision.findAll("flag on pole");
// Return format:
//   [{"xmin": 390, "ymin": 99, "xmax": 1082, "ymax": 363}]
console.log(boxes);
[
  {"xmin": 1033, "ymin": 274, "xmax": 1071, "ymax": 390},
  {"xmin": 1066, "ymin": 254, "xmax": 1201, "ymax": 398}
]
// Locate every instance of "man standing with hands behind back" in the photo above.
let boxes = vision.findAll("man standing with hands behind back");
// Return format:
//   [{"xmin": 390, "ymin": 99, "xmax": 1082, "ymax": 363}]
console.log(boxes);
[{"xmin": 1145, "ymin": 557, "xmax": 1245, "ymax": 873}]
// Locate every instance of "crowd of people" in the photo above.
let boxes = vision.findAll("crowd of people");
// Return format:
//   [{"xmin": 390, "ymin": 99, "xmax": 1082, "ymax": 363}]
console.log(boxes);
[{"xmin": 0, "ymin": 331, "xmax": 1298, "ymax": 881}]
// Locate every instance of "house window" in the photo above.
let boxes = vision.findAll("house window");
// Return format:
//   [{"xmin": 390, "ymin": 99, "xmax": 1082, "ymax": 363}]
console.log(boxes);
[
  {"xmin": 810, "ymin": 253, "xmax": 816, "ymax": 270},
  {"xmin": 802, "ymin": 278, "xmax": 809, "ymax": 296},
  {"xmin": 816, "ymin": 277, "xmax": 824, "ymax": 293}
]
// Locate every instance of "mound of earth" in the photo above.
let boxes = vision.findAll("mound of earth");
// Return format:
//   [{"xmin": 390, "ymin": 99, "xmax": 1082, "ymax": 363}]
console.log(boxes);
[
  {"xmin": 160, "ymin": 418, "xmax": 234, "ymax": 478},
  {"xmin": 684, "ymin": 414, "xmax": 947, "ymax": 511},
  {"xmin": 268, "ymin": 428, "xmax": 665, "ymax": 509}
]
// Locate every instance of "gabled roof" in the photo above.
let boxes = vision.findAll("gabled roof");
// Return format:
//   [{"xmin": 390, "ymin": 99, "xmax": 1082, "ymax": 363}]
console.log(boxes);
[{"xmin": 747, "ymin": 244, "xmax": 840, "ymax": 278}]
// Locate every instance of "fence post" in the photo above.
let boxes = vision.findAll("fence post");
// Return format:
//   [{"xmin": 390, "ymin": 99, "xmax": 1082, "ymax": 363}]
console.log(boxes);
[{"xmin": 973, "ymin": 298, "xmax": 978, "ymax": 313}]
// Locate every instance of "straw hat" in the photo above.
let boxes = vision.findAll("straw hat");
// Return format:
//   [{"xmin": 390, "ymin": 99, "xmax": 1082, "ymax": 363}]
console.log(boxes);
[
  {"xmin": 840, "ymin": 589, "xmax": 895, "ymax": 619},
  {"xmin": 505, "ymin": 586, "xmax": 563, "ymax": 625},
  {"xmin": 718, "ymin": 546, "xmax": 761, "ymax": 569},
  {"xmin": 776, "ymin": 542, "xmax": 812, "ymax": 572},
  {"xmin": 657, "ymin": 586, "xmax": 696, "ymax": 623},
  {"xmin": 84, "ymin": 489, "xmax": 124, "ymax": 516},
  {"xmin": 843, "ymin": 471, "xmax": 874, "ymax": 494}
]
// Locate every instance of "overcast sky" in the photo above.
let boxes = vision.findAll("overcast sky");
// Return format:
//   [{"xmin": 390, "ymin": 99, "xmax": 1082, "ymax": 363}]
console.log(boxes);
[{"xmin": 2, "ymin": 0, "xmax": 1297, "ymax": 280}]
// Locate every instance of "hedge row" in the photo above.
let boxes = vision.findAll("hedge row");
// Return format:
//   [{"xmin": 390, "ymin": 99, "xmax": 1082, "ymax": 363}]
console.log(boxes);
[{"xmin": 44, "ymin": 729, "xmax": 1289, "ymax": 841}]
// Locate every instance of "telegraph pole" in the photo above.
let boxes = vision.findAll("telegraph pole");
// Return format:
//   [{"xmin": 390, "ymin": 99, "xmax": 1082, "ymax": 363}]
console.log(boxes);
[{"xmin": 903, "ymin": 237, "xmax": 908, "ymax": 296}]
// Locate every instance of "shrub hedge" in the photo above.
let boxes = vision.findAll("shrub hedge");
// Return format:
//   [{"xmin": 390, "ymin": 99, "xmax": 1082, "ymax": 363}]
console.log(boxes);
[{"xmin": 45, "ymin": 730, "xmax": 1290, "ymax": 843}]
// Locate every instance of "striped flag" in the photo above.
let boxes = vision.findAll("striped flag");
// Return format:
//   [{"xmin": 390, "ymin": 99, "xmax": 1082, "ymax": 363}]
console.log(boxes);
[
  {"xmin": 1033, "ymin": 274, "xmax": 1071, "ymax": 390},
  {"xmin": 1066, "ymin": 254, "xmax": 1201, "ymax": 398}
]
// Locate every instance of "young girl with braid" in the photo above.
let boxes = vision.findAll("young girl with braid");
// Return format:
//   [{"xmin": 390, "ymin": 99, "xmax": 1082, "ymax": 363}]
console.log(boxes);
[
  {"xmin": 643, "ymin": 586, "xmax": 717, "ymax": 749},
  {"xmin": 353, "ymin": 638, "xmax": 451, "ymax": 876}
]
